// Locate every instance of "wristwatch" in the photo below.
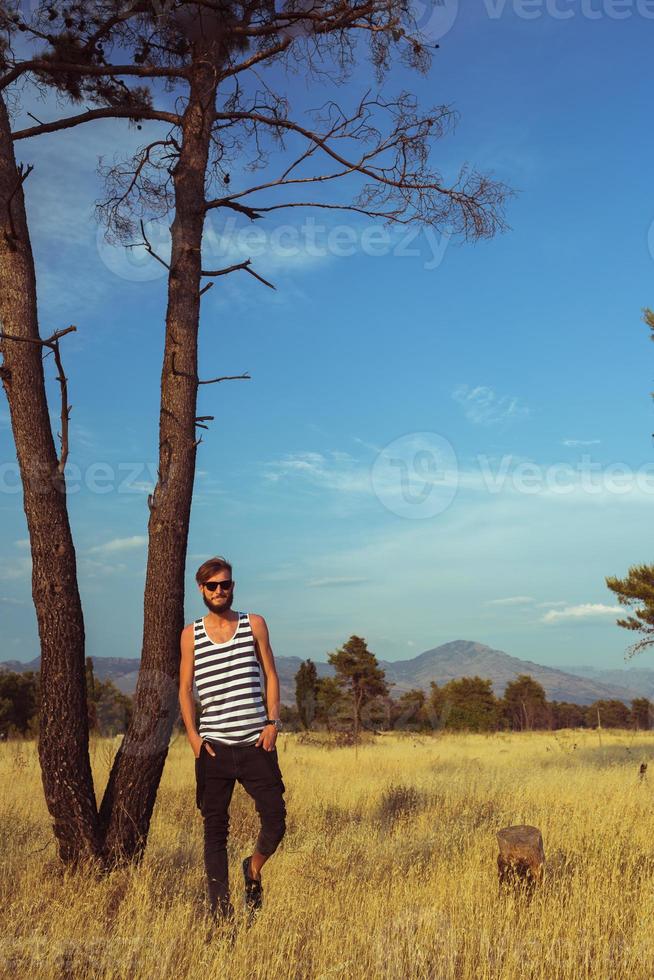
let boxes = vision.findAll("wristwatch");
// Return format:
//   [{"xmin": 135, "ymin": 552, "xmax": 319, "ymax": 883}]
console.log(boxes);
[{"xmin": 264, "ymin": 718, "xmax": 283, "ymax": 732}]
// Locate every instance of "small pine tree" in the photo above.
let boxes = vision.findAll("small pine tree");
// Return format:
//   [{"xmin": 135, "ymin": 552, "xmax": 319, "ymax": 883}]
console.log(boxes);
[
  {"xmin": 295, "ymin": 659, "xmax": 318, "ymax": 730},
  {"xmin": 328, "ymin": 635, "xmax": 388, "ymax": 739},
  {"xmin": 315, "ymin": 677, "xmax": 346, "ymax": 733}
]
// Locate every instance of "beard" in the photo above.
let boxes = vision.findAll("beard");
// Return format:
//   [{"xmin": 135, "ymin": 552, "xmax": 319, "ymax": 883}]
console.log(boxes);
[{"xmin": 202, "ymin": 591, "xmax": 234, "ymax": 613}]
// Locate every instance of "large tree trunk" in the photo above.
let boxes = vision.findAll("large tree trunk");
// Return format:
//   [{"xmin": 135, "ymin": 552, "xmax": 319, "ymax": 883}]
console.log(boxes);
[
  {"xmin": 0, "ymin": 96, "xmax": 100, "ymax": 863},
  {"xmin": 99, "ymin": 47, "xmax": 219, "ymax": 865}
]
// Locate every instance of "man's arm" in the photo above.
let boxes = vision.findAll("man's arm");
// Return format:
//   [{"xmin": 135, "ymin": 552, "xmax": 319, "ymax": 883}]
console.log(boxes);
[
  {"xmin": 179, "ymin": 624, "xmax": 215, "ymax": 758},
  {"xmin": 250, "ymin": 614, "xmax": 281, "ymax": 747}
]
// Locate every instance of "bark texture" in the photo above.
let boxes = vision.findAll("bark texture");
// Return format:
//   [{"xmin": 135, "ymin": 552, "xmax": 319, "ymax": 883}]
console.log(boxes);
[
  {"xmin": 99, "ymin": 46, "xmax": 219, "ymax": 864},
  {"xmin": 0, "ymin": 95, "xmax": 100, "ymax": 863}
]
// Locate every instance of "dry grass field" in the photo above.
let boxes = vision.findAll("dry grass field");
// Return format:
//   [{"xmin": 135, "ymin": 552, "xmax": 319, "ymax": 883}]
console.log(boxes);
[{"xmin": 2, "ymin": 729, "xmax": 654, "ymax": 979}]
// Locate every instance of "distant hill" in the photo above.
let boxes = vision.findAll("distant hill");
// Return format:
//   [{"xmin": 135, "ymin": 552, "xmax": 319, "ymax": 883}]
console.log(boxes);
[
  {"xmin": 2, "ymin": 641, "xmax": 648, "ymax": 706},
  {"xmin": 376, "ymin": 641, "xmax": 644, "ymax": 705},
  {"xmin": 564, "ymin": 664, "xmax": 654, "ymax": 700}
]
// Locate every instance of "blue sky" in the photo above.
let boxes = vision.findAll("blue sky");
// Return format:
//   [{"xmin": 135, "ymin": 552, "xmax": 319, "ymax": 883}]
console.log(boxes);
[{"xmin": 2, "ymin": 4, "xmax": 654, "ymax": 674}]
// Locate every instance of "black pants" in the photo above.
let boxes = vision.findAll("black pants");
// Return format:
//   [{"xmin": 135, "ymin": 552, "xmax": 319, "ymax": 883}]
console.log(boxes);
[{"xmin": 195, "ymin": 738, "xmax": 286, "ymax": 916}]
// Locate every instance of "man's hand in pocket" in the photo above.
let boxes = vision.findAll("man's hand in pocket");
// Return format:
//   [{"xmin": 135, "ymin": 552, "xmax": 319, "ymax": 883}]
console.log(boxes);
[{"xmin": 192, "ymin": 736, "xmax": 216, "ymax": 758}]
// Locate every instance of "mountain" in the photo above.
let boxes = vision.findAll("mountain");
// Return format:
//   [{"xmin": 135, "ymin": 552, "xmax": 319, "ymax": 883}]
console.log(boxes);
[
  {"xmin": 564, "ymin": 664, "xmax": 654, "ymax": 700},
  {"xmin": 2, "ymin": 642, "xmax": 648, "ymax": 706},
  {"xmin": 376, "ymin": 641, "xmax": 644, "ymax": 705}
]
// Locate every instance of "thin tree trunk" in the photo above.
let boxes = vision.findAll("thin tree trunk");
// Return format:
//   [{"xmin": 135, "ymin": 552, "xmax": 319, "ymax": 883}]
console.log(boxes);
[
  {"xmin": 0, "ymin": 95, "xmax": 100, "ymax": 863},
  {"xmin": 99, "ymin": 48, "xmax": 219, "ymax": 865}
]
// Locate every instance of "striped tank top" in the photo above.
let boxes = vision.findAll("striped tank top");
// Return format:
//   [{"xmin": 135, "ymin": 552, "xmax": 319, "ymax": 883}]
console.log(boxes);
[{"xmin": 193, "ymin": 611, "xmax": 267, "ymax": 745}]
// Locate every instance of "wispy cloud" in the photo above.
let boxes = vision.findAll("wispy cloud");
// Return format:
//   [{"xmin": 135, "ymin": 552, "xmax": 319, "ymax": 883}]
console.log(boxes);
[
  {"xmin": 78, "ymin": 557, "xmax": 128, "ymax": 577},
  {"xmin": 541, "ymin": 603, "xmax": 621, "ymax": 624},
  {"xmin": 260, "ymin": 442, "xmax": 654, "ymax": 513},
  {"xmin": 0, "ymin": 596, "xmax": 25, "ymax": 604},
  {"xmin": 308, "ymin": 576, "xmax": 369, "ymax": 588},
  {"xmin": 486, "ymin": 596, "xmax": 534, "ymax": 606},
  {"xmin": 263, "ymin": 451, "xmax": 367, "ymax": 494},
  {"xmin": 0, "ymin": 557, "xmax": 31, "ymax": 581},
  {"xmin": 88, "ymin": 535, "xmax": 147, "ymax": 555},
  {"xmin": 452, "ymin": 385, "xmax": 529, "ymax": 426},
  {"xmin": 562, "ymin": 439, "xmax": 601, "ymax": 448}
]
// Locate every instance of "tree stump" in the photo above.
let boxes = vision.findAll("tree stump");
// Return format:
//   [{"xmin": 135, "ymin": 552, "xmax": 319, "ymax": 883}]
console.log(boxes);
[{"xmin": 497, "ymin": 825, "xmax": 545, "ymax": 894}]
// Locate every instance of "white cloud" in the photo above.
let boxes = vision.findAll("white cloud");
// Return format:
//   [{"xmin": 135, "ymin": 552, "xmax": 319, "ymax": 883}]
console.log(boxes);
[
  {"xmin": 87, "ymin": 535, "xmax": 147, "ymax": 555},
  {"xmin": 260, "ymin": 442, "xmax": 654, "ymax": 514},
  {"xmin": 541, "ymin": 603, "xmax": 622, "ymax": 624},
  {"xmin": 263, "ymin": 451, "xmax": 367, "ymax": 495},
  {"xmin": 486, "ymin": 596, "xmax": 534, "ymax": 606},
  {"xmin": 0, "ymin": 596, "xmax": 25, "ymax": 604},
  {"xmin": 202, "ymin": 213, "xmax": 332, "ymax": 276},
  {"xmin": 562, "ymin": 439, "xmax": 601, "ymax": 447},
  {"xmin": 452, "ymin": 385, "xmax": 529, "ymax": 426}
]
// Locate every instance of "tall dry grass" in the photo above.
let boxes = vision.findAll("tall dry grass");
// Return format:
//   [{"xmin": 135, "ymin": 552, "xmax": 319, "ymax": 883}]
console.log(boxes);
[{"xmin": 2, "ymin": 728, "xmax": 654, "ymax": 979}]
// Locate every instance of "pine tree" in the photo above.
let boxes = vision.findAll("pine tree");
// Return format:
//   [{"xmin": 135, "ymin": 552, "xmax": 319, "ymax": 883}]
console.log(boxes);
[
  {"xmin": 295, "ymin": 659, "xmax": 318, "ymax": 730},
  {"xmin": 606, "ymin": 564, "xmax": 654, "ymax": 657},
  {"xmin": 328, "ymin": 635, "xmax": 388, "ymax": 740},
  {"xmin": 315, "ymin": 677, "xmax": 346, "ymax": 733},
  {"xmin": 503, "ymin": 674, "xmax": 548, "ymax": 731}
]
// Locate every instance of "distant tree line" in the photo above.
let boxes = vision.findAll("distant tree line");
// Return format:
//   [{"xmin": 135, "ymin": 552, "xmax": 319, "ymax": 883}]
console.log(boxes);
[
  {"xmin": 0, "ymin": 659, "xmax": 132, "ymax": 738},
  {"xmin": 2, "ymin": 643, "xmax": 651, "ymax": 738},
  {"xmin": 291, "ymin": 638, "xmax": 654, "ymax": 734}
]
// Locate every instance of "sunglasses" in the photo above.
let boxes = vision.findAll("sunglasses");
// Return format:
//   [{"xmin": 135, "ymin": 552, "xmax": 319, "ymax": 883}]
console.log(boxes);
[{"xmin": 203, "ymin": 579, "xmax": 233, "ymax": 593}]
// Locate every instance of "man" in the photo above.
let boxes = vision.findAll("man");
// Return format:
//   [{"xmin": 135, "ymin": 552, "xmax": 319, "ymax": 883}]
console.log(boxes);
[{"xmin": 179, "ymin": 555, "xmax": 286, "ymax": 925}]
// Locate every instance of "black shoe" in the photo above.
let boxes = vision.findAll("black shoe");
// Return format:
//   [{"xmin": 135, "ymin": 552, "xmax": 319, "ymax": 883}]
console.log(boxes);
[{"xmin": 242, "ymin": 855, "xmax": 263, "ymax": 919}]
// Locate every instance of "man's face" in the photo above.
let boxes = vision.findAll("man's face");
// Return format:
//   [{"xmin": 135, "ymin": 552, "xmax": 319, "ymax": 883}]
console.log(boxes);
[{"xmin": 200, "ymin": 571, "xmax": 235, "ymax": 613}]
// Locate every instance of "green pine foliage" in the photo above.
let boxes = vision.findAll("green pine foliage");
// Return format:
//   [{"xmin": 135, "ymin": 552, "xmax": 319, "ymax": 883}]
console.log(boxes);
[
  {"xmin": 606, "ymin": 564, "xmax": 654, "ymax": 656},
  {"xmin": 327, "ymin": 635, "xmax": 389, "ymax": 737},
  {"xmin": 295, "ymin": 658, "xmax": 318, "ymax": 730}
]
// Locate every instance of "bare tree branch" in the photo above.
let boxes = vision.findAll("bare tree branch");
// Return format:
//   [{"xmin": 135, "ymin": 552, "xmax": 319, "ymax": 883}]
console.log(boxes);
[
  {"xmin": 201, "ymin": 258, "xmax": 276, "ymax": 290},
  {"xmin": 0, "ymin": 60, "xmax": 187, "ymax": 93},
  {"xmin": 0, "ymin": 325, "xmax": 76, "ymax": 473},
  {"xmin": 3, "ymin": 162, "xmax": 33, "ymax": 248},
  {"xmin": 206, "ymin": 97, "xmax": 510, "ymax": 238},
  {"xmin": 12, "ymin": 106, "xmax": 182, "ymax": 141},
  {"xmin": 170, "ymin": 351, "xmax": 251, "ymax": 385},
  {"xmin": 198, "ymin": 373, "xmax": 251, "ymax": 386}
]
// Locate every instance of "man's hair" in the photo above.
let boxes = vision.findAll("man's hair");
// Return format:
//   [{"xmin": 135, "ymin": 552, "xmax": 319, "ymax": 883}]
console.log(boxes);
[{"xmin": 195, "ymin": 556, "xmax": 233, "ymax": 586}]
